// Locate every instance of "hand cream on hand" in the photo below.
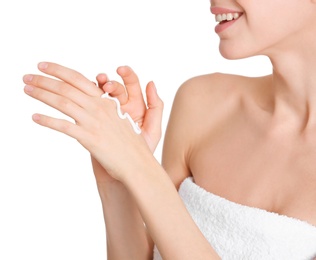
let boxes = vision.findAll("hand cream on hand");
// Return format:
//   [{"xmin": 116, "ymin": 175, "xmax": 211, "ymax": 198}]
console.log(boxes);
[{"xmin": 101, "ymin": 92, "xmax": 142, "ymax": 134}]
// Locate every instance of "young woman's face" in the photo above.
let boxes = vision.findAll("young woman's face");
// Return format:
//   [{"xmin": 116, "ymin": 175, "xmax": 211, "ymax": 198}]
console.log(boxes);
[{"xmin": 210, "ymin": 0, "xmax": 316, "ymax": 60}]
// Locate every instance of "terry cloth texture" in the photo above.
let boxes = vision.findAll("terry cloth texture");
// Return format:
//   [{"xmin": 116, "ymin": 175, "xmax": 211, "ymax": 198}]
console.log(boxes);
[{"xmin": 153, "ymin": 177, "xmax": 316, "ymax": 260}]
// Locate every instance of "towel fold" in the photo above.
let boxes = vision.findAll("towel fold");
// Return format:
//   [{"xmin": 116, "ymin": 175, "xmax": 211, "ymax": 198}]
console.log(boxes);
[{"xmin": 153, "ymin": 177, "xmax": 316, "ymax": 259}]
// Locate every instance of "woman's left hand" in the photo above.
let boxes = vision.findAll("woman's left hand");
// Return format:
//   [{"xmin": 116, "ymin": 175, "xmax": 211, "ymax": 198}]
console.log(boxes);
[
  {"xmin": 96, "ymin": 66, "xmax": 163, "ymax": 153},
  {"xmin": 23, "ymin": 62, "xmax": 152, "ymax": 180}
]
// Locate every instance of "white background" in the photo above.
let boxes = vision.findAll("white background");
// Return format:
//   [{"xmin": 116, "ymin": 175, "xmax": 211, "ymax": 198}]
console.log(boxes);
[{"xmin": 0, "ymin": 0, "xmax": 271, "ymax": 259}]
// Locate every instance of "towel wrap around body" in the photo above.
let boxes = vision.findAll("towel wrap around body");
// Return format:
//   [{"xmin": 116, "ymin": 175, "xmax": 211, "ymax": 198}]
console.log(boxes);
[{"xmin": 153, "ymin": 177, "xmax": 316, "ymax": 259}]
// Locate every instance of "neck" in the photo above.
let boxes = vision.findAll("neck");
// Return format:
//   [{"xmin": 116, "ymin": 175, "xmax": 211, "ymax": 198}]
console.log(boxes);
[{"xmin": 268, "ymin": 46, "xmax": 316, "ymax": 133}]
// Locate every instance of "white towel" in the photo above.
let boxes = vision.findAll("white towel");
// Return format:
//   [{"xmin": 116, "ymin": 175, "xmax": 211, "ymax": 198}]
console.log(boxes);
[{"xmin": 153, "ymin": 177, "xmax": 316, "ymax": 259}]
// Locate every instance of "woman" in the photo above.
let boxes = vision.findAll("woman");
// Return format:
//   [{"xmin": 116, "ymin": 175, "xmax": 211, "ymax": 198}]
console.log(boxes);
[{"xmin": 23, "ymin": 0, "xmax": 316, "ymax": 259}]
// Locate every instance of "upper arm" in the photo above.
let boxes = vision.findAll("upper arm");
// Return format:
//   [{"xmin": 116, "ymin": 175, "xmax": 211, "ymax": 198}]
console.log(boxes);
[
  {"xmin": 161, "ymin": 85, "xmax": 191, "ymax": 189},
  {"xmin": 161, "ymin": 73, "xmax": 240, "ymax": 189},
  {"xmin": 162, "ymin": 75, "xmax": 213, "ymax": 189}
]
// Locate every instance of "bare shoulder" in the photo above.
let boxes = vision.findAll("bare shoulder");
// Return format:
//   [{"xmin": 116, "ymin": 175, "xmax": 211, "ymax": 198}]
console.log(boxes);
[
  {"xmin": 162, "ymin": 72, "xmax": 272, "ymax": 188},
  {"xmin": 175, "ymin": 73, "xmax": 244, "ymax": 107},
  {"xmin": 173, "ymin": 72, "xmax": 270, "ymax": 124},
  {"xmin": 177, "ymin": 72, "xmax": 271, "ymax": 103}
]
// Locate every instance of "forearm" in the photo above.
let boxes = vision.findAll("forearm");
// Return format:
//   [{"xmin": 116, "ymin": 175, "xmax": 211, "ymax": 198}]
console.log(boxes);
[
  {"xmin": 97, "ymin": 182, "xmax": 154, "ymax": 260},
  {"xmin": 23, "ymin": 62, "xmax": 161, "ymax": 259},
  {"xmin": 122, "ymin": 155, "xmax": 220, "ymax": 260}
]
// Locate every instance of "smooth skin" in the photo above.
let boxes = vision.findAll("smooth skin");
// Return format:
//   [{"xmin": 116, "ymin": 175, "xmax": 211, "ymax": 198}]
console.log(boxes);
[
  {"xmin": 23, "ymin": 62, "xmax": 220, "ymax": 259},
  {"xmin": 94, "ymin": 67, "xmax": 161, "ymax": 259},
  {"xmin": 24, "ymin": 0, "xmax": 316, "ymax": 258}
]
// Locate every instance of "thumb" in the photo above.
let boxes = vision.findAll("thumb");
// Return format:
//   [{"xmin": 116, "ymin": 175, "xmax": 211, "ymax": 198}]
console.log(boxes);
[{"xmin": 142, "ymin": 81, "xmax": 164, "ymax": 152}]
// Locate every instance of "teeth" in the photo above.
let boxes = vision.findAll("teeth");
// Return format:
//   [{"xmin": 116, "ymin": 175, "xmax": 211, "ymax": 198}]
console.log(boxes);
[
  {"xmin": 226, "ymin": 13, "xmax": 233, "ymax": 21},
  {"xmin": 215, "ymin": 13, "xmax": 240, "ymax": 23}
]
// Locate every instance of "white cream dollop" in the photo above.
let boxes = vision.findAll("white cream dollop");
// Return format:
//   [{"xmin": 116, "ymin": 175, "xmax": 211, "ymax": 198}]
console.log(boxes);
[{"xmin": 101, "ymin": 92, "xmax": 142, "ymax": 134}]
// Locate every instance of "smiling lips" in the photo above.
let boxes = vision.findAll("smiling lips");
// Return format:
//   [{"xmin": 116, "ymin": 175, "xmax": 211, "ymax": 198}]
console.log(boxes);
[{"xmin": 211, "ymin": 7, "xmax": 243, "ymax": 33}]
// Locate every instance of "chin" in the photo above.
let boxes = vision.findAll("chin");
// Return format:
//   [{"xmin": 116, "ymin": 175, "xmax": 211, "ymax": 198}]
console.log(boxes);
[
  {"xmin": 219, "ymin": 45, "xmax": 252, "ymax": 60},
  {"xmin": 218, "ymin": 40, "xmax": 260, "ymax": 60}
]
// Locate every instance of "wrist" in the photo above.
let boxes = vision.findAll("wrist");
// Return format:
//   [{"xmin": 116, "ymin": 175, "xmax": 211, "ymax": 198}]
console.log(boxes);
[{"xmin": 97, "ymin": 180, "xmax": 128, "ymax": 203}]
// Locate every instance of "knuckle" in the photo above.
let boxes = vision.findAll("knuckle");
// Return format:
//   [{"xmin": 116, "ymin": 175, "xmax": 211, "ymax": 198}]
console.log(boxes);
[
  {"xmin": 154, "ymin": 98, "xmax": 164, "ymax": 110},
  {"xmin": 59, "ymin": 121, "xmax": 72, "ymax": 133},
  {"xmin": 69, "ymin": 71, "xmax": 85, "ymax": 84},
  {"xmin": 57, "ymin": 97, "xmax": 72, "ymax": 110},
  {"xmin": 58, "ymin": 83, "xmax": 71, "ymax": 96},
  {"xmin": 32, "ymin": 75, "xmax": 44, "ymax": 86}
]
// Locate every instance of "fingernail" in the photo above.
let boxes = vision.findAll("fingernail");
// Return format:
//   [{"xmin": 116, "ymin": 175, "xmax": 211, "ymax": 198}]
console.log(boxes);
[
  {"xmin": 38, "ymin": 62, "xmax": 48, "ymax": 70},
  {"xmin": 24, "ymin": 85, "xmax": 34, "ymax": 93},
  {"xmin": 23, "ymin": 74, "xmax": 33, "ymax": 82},
  {"xmin": 32, "ymin": 114, "xmax": 41, "ymax": 122}
]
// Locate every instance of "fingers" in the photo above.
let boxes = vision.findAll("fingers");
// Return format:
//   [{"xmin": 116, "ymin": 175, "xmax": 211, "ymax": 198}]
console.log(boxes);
[
  {"xmin": 142, "ymin": 81, "xmax": 164, "ymax": 152},
  {"xmin": 116, "ymin": 66, "xmax": 143, "ymax": 101},
  {"xmin": 97, "ymin": 66, "xmax": 145, "ymax": 108},
  {"xmin": 97, "ymin": 72, "xmax": 130, "ymax": 105},
  {"xmin": 23, "ymin": 74, "xmax": 92, "ymax": 109},
  {"xmin": 37, "ymin": 62, "xmax": 102, "ymax": 97},
  {"xmin": 31, "ymin": 113, "xmax": 83, "ymax": 141},
  {"xmin": 102, "ymin": 81, "xmax": 128, "ymax": 105},
  {"xmin": 24, "ymin": 84, "xmax": 90, "ymax": 124},
  {"xmin": 96, "ymin": 73, "xmax": 109, "ymax": 88}
]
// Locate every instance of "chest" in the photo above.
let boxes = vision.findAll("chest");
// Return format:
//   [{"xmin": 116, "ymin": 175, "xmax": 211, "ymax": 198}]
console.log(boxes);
[{"xmin": 188, "ymin": 125, "xmax": 316, "ymax": 227}]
